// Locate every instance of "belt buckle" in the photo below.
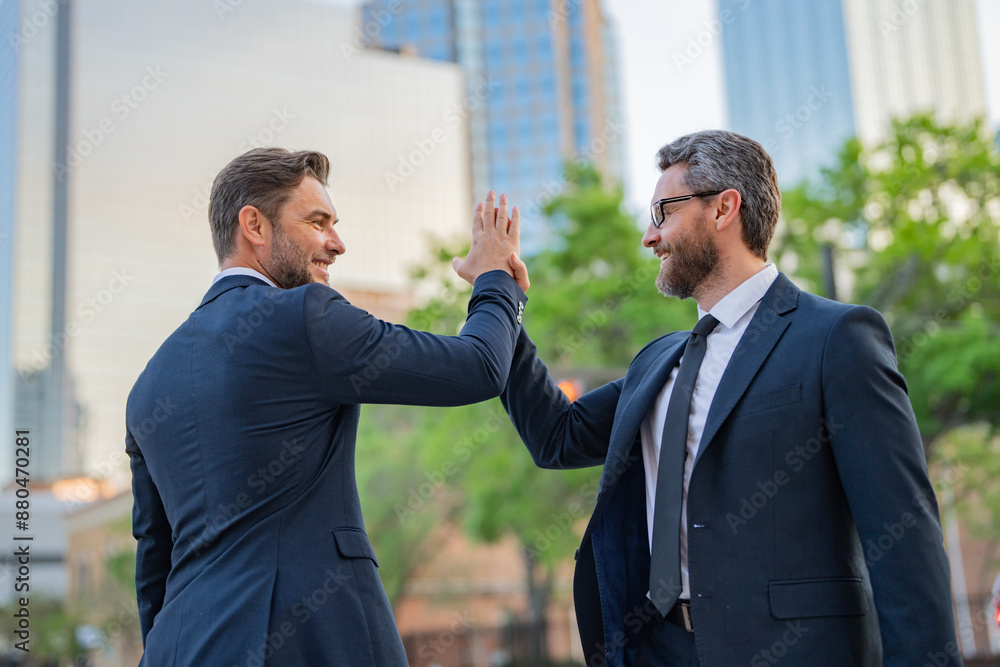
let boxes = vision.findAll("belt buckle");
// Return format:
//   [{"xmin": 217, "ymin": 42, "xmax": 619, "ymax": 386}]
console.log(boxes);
[{"xmin": 679, "ymin": 601, "xmax": 693, "ymax": 632}]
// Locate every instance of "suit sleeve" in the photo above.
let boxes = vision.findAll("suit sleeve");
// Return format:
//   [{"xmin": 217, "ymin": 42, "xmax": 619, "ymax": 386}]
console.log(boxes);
[
  {"xmin": 126, "ymin": 426, "xmax": 172, "ymax": 645},
  {"xmin": 822, "ymin": 305, "xmax": 959, "ymax": 666},
  {"xmin": 500, "ymin": 326, "xmax": 622, "ymax": 470},
  {"xmin": 304, "ymin": 270, "xmax": 527, "ymax": 406}
]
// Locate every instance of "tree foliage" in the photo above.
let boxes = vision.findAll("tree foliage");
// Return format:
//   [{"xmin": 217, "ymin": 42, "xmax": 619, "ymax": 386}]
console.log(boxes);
[
  {"xmin": 357, "ymin": 164, "xmax": 692, "ymax": 647},
  {"xmin": 776, "ymin": 114, "xmax": 1000, "ymax": 445},
  {"xmin": 775, "ymin": 113, "xmax": 1000, "ymax": 542}
]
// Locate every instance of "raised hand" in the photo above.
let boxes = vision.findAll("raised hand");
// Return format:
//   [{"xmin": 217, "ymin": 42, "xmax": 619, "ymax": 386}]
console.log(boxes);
[{"xmin": 452, "ymin": 191, "xmax": 529, "ymax": 291}]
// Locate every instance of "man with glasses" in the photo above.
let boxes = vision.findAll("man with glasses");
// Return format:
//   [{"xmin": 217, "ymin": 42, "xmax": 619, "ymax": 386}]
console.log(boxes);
[{"xmin": 496, "ymin": 130, "xmax": 958, "ymax": 665}]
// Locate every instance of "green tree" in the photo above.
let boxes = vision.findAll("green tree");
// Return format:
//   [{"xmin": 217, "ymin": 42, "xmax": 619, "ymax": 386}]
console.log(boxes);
[
  {"xmin": 0, "ymin": 598, "xmax": 83, "ymax": 665},
  {"xmin": 357, "ymin": 163, "xmax": 693, "ymax": 660},
  {"xmin": 775, "ymin": 113, "xmax": 1000, "ymax": 538}
]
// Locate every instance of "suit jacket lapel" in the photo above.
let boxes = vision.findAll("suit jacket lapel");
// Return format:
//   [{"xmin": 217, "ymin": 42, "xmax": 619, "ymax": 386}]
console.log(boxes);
[
  {"xmin": 608, "ymin": 337, "xmax": 686, "ymax": 465},
  {"xmin": 587, "ymin": 335, "xmax": 686, "ymax": 532},
  {"xmin": 694, "ymin": 273, "xmax": 800, "ymax": 467}
]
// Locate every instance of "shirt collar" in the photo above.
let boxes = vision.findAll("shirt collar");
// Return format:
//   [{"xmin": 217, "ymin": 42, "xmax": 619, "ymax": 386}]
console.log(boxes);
[
  {"xmin": 212, "ymin": 267, "xmax": 278, "ymax": 288},
  {"xmin": 697, "ymin": 263, "xmax": 779, "ymax": 329}
]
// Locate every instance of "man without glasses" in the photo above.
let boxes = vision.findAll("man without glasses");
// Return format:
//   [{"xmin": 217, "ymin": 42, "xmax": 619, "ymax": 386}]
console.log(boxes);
[
  {"xmin": 126, "ymin": 147, "xmax": 529, "ymax": 666},
  {"xmin": 500, "ymin": 130, "xmax": 958, "ymax": 666}
]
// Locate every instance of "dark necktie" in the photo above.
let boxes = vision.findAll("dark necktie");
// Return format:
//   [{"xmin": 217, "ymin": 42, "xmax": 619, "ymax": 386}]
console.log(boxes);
[{"xmin": 649, "ymin": 313, "xmax": 719, "ymax": 616}]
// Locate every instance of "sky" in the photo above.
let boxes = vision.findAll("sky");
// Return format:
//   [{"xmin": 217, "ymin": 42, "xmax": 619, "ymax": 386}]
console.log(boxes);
[
  {"xmin": 324, "ymin": 0, "xmax": 1000, "ymax": 214},
  {"xmin": 602, "ymin": 0, "xmax": 1000, "ymax": 213}
]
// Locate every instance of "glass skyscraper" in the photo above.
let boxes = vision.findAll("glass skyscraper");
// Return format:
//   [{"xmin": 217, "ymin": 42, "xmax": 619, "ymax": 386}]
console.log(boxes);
[
  {"xmin": 362, "ymin": 0, "xmax": 626, "ymax": 250},
  {"xmin": 719, "ymin": 0, "xmax": 857, "ymax": 187},
  {"xmin": 720, "ymin": 0, "xmax": 986, "ymax": 187}
]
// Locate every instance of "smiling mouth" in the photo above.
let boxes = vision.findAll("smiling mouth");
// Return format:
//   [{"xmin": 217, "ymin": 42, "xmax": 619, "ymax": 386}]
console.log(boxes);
[{"xmin": 312, "ymin": 259, "xmax": 332, "ymax": 273}]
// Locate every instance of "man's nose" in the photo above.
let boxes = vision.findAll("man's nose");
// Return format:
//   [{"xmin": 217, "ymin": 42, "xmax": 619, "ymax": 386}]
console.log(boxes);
[
  {"xmin": 642, "ymin": 222, "xmax": 660, "ymax": 248},
  {"xmin": 327, "ymin": 229, "xmax": 346, "ymax": 255}
]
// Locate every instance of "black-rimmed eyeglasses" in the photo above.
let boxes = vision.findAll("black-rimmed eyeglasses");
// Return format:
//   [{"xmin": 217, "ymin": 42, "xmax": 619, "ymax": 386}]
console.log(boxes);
[{"xmin": 650, "ymin": 191, "xmax": 723, "ymax": 228}]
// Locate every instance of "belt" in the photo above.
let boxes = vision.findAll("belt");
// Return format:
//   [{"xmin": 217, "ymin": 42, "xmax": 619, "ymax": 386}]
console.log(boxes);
[{"xmin": 663, "ymin": 599, "xmax": 693, "ymax": 632}]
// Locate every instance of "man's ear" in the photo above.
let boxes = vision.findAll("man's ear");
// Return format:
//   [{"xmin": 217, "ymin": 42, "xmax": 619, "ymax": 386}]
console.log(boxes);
[
  {"xmin": 237, "ymin": 205, "xmax": 269, "ymax": 250},
  {"xmin": 714, "ymin": 188, "xmax": 742, "ymax": 232}
]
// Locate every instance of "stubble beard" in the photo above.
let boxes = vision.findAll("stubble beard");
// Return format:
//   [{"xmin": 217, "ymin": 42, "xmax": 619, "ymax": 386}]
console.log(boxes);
[
  {"xmin": 269, "ymin": 222, "xmax": 323, "ymax": 289},
  {"xmin": 654, "ymin": 215, "xmax": 720, "ymax": 300}
]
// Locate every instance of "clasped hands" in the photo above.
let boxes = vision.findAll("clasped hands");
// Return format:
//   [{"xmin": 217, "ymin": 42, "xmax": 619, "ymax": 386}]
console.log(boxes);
[{"xmin": 452, "ymin": 191, "xmax": 530, "ymax": 292}]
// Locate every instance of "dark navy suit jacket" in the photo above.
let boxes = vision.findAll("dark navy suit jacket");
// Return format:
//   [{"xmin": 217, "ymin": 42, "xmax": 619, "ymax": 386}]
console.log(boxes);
[
  {"xmin": 126, "ymin": 271, "xmax": 526, "ymax": 666},
  {"xmin": 501, "ymin": 273, "xmax": 959, "ymax": 667}
]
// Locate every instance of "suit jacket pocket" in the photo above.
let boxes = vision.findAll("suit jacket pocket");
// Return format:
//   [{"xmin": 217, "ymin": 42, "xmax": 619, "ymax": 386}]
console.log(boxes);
[
  {"xmin": 768, "ymin": 577, "xmax": 868, "ymax": 619},
  {"xmin": 332, "ymin": 528, "xmax": 379, "ymax": 568},
  {"xmin": 733, "ymin": 383, "xmax": 802, "ymax": 418}
]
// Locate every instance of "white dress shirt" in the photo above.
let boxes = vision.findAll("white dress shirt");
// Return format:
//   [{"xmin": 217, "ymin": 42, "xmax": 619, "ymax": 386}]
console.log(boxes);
[
  {"xmin": 212, "ymin": 266, "xmax": 277, "ymax": 288},
  {"xmin": 641, "ymin": 263, "xmax": 779, "ymax": 600}
]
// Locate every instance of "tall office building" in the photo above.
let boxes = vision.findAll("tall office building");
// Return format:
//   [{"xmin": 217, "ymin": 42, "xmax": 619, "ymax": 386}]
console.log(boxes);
[
  {"xmin": 361, "ymin": 0, "xmax": 627, "ymax": 249},
  {"xmin": 0, "ymin": 0, "xmax": 17, "ymax": 479},
  {"xmin": 720, "ymin": 0, "xmax": 987, "ymax": 186},
  {"xmin": 8, "ymin": 0, "xmax": 474, "ymax": 483}
]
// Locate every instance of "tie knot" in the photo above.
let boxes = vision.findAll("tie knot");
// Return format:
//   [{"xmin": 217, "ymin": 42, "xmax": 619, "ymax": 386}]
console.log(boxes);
[{"xmin": 692, "ymin": 314, "xmax": 719, "ymax": 338}]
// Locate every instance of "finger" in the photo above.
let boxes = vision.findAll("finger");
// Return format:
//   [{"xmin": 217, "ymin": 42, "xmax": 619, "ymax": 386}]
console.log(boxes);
[
  {"xmin": 509, "ymin": 252, "xmax": 530, "ymax": 292},
  {"xmin": 484, "ymin": 191, "xmax": 496, "ymax": 230},
  {"xmin": 472, "ymin": 201, "xmax": 484, "ymax": 234},
  {"xmin": 508, "ymin": 205, "xmax": 520, "ymax": 239},
  {"xmin": 496, "ymin": 193, "xmax": 509, "ymax": 231},
  {"xmin": 452, "ymin": 256, "xmax": 471, "ymax": 284}
]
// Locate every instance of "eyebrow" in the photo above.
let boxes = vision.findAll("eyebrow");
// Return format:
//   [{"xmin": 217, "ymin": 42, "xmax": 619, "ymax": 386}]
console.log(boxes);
[{"xmin": 304, "ymin": 209, "xmax": 337, "ymax": 223}]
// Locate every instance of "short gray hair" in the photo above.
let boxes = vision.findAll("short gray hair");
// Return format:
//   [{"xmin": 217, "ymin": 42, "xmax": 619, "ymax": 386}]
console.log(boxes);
[{"xmin": 655, "ymin": 130, "xmax": 780, "ymax": 260}]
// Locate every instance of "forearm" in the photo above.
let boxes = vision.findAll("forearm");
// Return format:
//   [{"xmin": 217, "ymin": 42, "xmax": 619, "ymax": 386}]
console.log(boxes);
[
  {"xmin": 501, "ymin": 327, "xmax": 619, "ymax": 469},
  {"xmin": 306, "ymin": 271, "xmax": 528, "ymax": 406},
  {"xmin": 127, "ymin": 431, "xmax": 172, "ymax": 644}
]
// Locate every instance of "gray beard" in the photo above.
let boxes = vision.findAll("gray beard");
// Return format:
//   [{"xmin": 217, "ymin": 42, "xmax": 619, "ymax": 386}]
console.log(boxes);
[
  {"xmin": 655, "ymin": 228, "xmax": 719, "ymax": 300},
  {"xmin": 269, "ymin": 225, "xmax": 320, "ymax": 289}
]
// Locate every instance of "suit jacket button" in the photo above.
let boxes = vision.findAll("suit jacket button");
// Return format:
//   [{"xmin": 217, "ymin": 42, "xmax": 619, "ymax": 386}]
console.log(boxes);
[{"xmin": 574, "ymin": 548, "xmax": 580, "ymax": 561}]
